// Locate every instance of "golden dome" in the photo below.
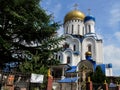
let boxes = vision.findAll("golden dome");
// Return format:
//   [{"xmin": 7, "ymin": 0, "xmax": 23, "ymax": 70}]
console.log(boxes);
[
  {"xmin": 85, "ymin": 51, "xmax": 92, "ymax": 56},
  {"xmin": 64, "ymin": 10, "xmax": 85, "ymax": 23}
]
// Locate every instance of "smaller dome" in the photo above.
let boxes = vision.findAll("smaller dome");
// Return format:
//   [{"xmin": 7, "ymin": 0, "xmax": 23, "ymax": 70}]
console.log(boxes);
[
  {"xmin": 84, "ymin": 15, "xmax": 95, "ymax": 23},
  {"xmin": 64, "ymin": 10, "xmax": 85, "ymax": 23},
  {"xmin": 85, "ymin": 51, "xmax": 92, "ymax": 56},
  {"xmin": 108, "ymin": 63, "xmax": 112, "ymax": 68}
]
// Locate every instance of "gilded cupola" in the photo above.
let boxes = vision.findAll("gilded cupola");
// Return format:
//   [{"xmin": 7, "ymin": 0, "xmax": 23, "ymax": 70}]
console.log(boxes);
[{"xmin": 64, "ymin": 10, "xmax": 85, "ymax": 23}]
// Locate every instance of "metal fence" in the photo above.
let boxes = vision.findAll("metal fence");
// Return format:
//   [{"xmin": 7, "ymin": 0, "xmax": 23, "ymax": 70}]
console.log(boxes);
[
  {"xmin": 0, "ymin": 71, "xmax": 46, "ymax": 90},
  {"xmin": 0, "ymin": 71, "xmax": 30, "ymax": 90}
]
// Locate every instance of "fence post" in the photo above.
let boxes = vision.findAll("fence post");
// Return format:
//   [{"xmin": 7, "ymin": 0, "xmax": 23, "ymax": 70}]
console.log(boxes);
[
  {"xmin": 86, "ymin": 77, "xmax": 92, "ymax": 90},
  {"xmin": 103, "ymin": 80, "xmax": 108, "ymax": 90},
  {"xmin": 47, "ymin": 69, "xmax": 53, "ymax": 90},
  {"xmin": 116, "ymin": 82, "xmax": 120, "ymax": 90},
  {"xmin": 116, "ymin": 86, "xmax": 120, "ymax": 90}
]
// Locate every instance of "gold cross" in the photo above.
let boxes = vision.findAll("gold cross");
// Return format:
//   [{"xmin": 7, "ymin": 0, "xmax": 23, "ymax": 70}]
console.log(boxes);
[
  {"xmin": 88, "ymin": 8, "xmax": 91, "ymax": 15},
  {"xmin": 73, "ymin": 3, "xmax": 79, "ymax": 10}
]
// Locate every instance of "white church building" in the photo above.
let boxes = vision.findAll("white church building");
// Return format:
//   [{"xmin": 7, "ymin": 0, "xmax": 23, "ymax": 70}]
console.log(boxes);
[{"xmin": 52, "ymin": 8, "xmax": 112, "ymax": 90}]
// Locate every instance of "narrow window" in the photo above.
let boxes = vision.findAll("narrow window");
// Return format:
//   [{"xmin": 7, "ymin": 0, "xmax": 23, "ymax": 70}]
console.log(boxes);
[
  {"xmin": 67, "ymin": 56, "xmax": 71, "ymax": 64},
  {"xmin": 59, "ymin": 56, "xmax": 60, "ymax": 60},
  {"xmin": 88, "ymin": 25, "xmax": 91, "ymax": 33},
  {"xmin": 56, "ymin": 55, "xmax": 57, "ymax": 59},
  {"xmin": 78, "ymin": 25, "xmax": 80, "ymax": 34},
  {"xmin": 66, "ymin": 26, "xmax": 68, "ymax": 34},
  {"xmin": 72, "ymin": 25, "xmax": 74, "ymax": 33},
  {"xmin": 73, "ymin": 45, "xmax": 76, "ymax": 51},
  {"xmin": 83, "ymin": 27, "xmax": 84, "ymax": 35},
  {"xmin": 88, "ymin": 45, "xmax": 91, "ymax": 52}
]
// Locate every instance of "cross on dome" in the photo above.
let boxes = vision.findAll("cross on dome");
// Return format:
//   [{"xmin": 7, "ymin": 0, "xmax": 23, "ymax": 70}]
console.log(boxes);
[
  {"xmin": 88, "ymin": 8, "xmax": 91, "ymax": 15},
  {"xmin": 73, "ymin": 3, "xmax": 79, "ymax": 10}
]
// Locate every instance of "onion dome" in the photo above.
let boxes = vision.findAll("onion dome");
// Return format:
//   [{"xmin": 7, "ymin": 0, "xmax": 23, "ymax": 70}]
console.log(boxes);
[
  {"xmin": 85, "ymin": 51, "xmax": 92, "ymax": 56},
  {"xmin": 84, "ymin": 15, "xmax": 95, "ymax": 23},
  {"xmin": 64, "ymin": 10, "xmax": 85, "ymax": 23}
]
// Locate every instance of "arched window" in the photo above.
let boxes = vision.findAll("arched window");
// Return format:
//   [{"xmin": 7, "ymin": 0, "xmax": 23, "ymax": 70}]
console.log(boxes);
[
  {"xmin": 73, "ymin": 45, "xmax": 76, "ymax": 51},
  {"xmin": 88, "ymin": 25, "xmax": 91, "ymax": 33},
  {"xmin": 64, "ymin": 43, "xmax": 69, "ymax": 49},
  {"xmin": 55, "ymin": 55, "xmax": 57, "ymax": 59},
  {"xmin": 88, "ymin": 45, "xmax": 92, "ymax": 52},
  {"xmin": 72, "ymin": 25, "xmax": 74, "ymax": 33},
  {"xmin": 66, "ymin": 26, "xmax": 68, "ymax": 34},
  {"xmin": 59, "ymin": 56, "xmax": 60, "ymax": 60},
  {"xmin": 67, "ymin": 56, "xmax": 71, "ymax": 64}
]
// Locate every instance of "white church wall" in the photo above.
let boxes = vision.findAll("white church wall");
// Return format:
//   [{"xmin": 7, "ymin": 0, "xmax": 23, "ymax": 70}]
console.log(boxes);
[
  {"xmin": 96, "ymin": 40, "xmax": 103, "ymax": 64},
  {"xmin": 58, "ymin": 52, "xmax": 63, "ymax": 63},
  {"xmin": 63, "ymin": 35, "xmax": 81, "ymax": 66},
  {"xmin": 64, "ymin": 50, "xmax": 73, "ymax": 65},
  {"xmin": 73, "ymin": 55, "xmax": 81, "ymax": 66},
  {"xmin": 82, "ymin": 37, "xmax": 96, "ymax": 61},
  {"xmin": 65, "ymin": 34, "xmax": 81, "ymax": 51},
  {"xmin": 64, "ymin": 20, "xmax": 84, "ymax": 35},
  {"xmin": 105, "ymin": 68, "xmax": 112, "ymax": 76},
  {"xmin": 84, "ymin": 20, "xmax": 95, "ymax": 34},
  {"xmin": 72, "ymin": 38, "xmax": 80, "ymax": 51},
  {"xmin": 61, "ymin": 52, "xmax": 66, "ymax": 64}
]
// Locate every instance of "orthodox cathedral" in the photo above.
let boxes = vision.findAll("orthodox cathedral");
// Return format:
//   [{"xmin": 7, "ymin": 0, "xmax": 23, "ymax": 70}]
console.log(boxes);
[{"xmin": 52, "ymin": 8, "xmax": 113, "ymax": 90}]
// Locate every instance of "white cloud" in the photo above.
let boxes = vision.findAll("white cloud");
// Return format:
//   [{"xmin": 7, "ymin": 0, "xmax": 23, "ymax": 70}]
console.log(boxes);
[
  {"xmin": 104, "ymin": 45, "xmax": 120, "ymax": 76},
  {"xmin": 109, "ymin": 4, "xmax": 120, "ymax": 27},
  {"xmin": 114, "ymin": 32, "xmax": 120, "ymax": 41}
]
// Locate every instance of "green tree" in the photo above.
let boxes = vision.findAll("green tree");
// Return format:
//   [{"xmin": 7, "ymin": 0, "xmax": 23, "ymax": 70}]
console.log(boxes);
[
  {"xmin": 0, "ymin": 0, "xmax": 63, "ymax": 71},
  {"xmin": 90, "ymin": 66, "xmax": 106, "ymax": 84},
  {"xmin": 89, "ymin": 66, "xmax": 106, "ymax": 89}
]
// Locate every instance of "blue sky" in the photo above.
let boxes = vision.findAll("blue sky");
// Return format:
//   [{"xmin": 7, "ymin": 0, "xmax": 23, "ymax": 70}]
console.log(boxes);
[{"xmin": 41, "ymin": 0, "xmax": 120, "ymax": 76}]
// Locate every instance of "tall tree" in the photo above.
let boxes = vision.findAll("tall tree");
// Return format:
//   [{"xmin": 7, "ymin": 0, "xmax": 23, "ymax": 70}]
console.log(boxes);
[
  {"xmin": 89, "ymin": 66, "xmax": 106, "ymax": 89},
  {"xmin": 0, "ymin": 0, "xmax": 63, "ymax": 71},
  {"xmin": 90, "ymin": 66, "xmax": 106, "ymax": 84}
]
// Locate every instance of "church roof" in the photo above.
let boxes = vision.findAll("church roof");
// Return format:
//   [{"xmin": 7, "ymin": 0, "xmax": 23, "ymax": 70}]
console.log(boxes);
[
  {"xmin": 58, "ymin": 77, "xmax": 79, "ymax": 83},
  {"xmin": 84, "ymin": 15, "xmax": 95, "ymax": 23},
  {"xmin": 66, "ymin": 66, "xmax": 77, "ymax": 73},
  {"xmin": 64, "ymin": 10, "xmax": 85, "ymax": 23}
]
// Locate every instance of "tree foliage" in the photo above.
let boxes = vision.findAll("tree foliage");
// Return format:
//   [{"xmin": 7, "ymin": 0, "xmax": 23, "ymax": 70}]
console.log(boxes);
[
  {"xmin": 90, "ymin": 66, "xmax": 106, "ymax": 84},
  {"xmin": 0, "ymin": 0, "xmax": 63, "ymax": 72}
]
